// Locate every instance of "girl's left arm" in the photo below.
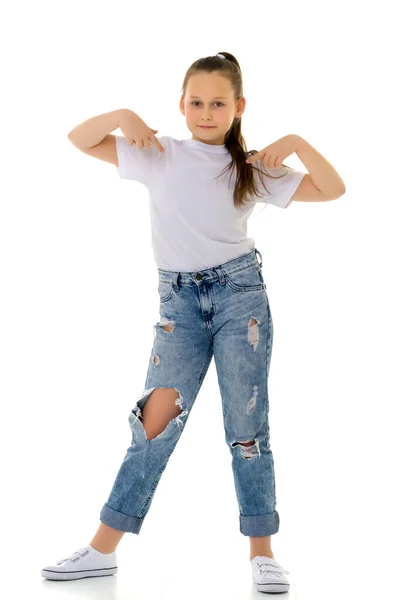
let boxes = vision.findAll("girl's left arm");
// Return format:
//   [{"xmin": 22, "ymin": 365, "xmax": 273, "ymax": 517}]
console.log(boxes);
[{"xmin": 293, "ymin": 135, "xmax": 346, "ymax": 199}]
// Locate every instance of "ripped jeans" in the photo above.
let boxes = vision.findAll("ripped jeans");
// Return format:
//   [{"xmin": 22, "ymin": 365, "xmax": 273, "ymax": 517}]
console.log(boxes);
[{"xmin": 100, "ymin": 247, "xmax": 280, "ymax": 537}]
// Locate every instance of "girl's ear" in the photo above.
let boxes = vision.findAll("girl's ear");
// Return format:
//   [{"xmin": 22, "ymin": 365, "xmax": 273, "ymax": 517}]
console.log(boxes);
[{"xmin": 236, "ymin": 96, "xmax": 246, "ymax": 118}]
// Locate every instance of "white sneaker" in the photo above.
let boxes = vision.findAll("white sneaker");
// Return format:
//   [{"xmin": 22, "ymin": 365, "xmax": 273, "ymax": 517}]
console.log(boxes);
[
  {"xmin": 41, "ymin": 545, "xmax": 118, "ymax": 581},
  {"xmin": 251, "ymin": 555, "xmax": 290, "ymax": 593}
]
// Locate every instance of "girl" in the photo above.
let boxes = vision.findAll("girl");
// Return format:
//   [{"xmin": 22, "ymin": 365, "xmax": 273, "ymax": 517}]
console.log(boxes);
[{"xmin": 42, "ymin": 52, "xmax": 345, "ymax": 593}]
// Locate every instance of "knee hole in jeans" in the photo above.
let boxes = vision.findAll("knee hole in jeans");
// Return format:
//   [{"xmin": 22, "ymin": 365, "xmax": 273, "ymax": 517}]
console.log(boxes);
[{"xmin": 139, "ymin": 387, "xmax": 183, "ymax": 440}]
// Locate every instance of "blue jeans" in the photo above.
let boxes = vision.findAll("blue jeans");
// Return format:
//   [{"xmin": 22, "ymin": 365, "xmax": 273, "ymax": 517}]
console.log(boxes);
[{"xmin": 100, "ymin": 248, "xmax": 279, "ymax": 537}]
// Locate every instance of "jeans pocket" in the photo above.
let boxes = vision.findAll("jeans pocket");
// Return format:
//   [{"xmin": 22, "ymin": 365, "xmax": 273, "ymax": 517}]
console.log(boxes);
[
  {"xmin": 158, "ymin": 279, "xmax": 174, "ymax": 302},
  {"xmin": 225, "ymin": 265, "xmax": 265, "ymax": 292}
]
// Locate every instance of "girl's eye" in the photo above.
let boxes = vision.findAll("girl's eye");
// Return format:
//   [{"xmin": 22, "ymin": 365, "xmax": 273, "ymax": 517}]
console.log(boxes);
[{"xmin": 191, "ymin": 102, "xmax": 224, "ymax": 107}]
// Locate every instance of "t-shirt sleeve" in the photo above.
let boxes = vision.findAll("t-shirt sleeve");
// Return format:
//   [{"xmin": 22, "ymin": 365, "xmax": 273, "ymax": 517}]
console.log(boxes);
[
  {"xmin": 115, "ymin": 134, "xmax": 168, "ymax": 186},
  {"xmin": 251, "ymin": 159, "xmax": 306, "ymax": 209}
]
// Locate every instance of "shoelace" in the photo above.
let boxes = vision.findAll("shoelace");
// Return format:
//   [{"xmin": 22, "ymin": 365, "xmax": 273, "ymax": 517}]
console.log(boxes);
[{"xmin": 57, "ymin": 548, "xmax": 89, "ymax": 565}]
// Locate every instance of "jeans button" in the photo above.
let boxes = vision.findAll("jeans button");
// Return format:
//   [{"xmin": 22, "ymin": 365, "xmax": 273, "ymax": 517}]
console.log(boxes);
[{"xmin": 195, "ymin": 273, "xmax": 203, "ymax": 280}]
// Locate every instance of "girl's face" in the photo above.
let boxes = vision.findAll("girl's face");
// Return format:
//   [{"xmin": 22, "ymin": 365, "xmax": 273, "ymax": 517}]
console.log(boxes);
[{"xmin": 180, "ymin": 71, "xmax": 246, "ymax": 145}]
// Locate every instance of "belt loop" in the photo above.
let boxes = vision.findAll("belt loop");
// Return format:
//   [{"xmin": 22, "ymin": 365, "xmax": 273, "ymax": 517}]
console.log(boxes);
[
  {"xmin": 255, "ymin": 248, "xmax": 263, "ymax": 268},
  {"xmin": 172, "ymin": 272, "xmax": 180, "ymax": 290},
  {"xmin": 214, "ymin": 265, "xmax": 226, "ymax": 285}
]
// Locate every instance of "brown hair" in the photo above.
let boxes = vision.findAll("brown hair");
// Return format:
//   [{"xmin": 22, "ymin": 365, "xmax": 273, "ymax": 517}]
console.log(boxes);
[{"xmin": 181, "ymin": 51, "xmax": 291, "ymax": 209}]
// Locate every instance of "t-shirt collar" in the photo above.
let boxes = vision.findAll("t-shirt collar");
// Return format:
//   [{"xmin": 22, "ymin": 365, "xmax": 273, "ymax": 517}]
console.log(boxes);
[{"xmin": 184, "ymin": 138, "xmax": 230, "ymax": 155}]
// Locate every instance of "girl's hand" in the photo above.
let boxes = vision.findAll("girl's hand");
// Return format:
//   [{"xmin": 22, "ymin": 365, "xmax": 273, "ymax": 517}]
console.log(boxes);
[
  {"xmin": 119, "ymin": 110, "xmax": 165, "ymax": 152},
  {"xmin": 245, "ymin": 134, "xmax": 298, "ymax": 169}
]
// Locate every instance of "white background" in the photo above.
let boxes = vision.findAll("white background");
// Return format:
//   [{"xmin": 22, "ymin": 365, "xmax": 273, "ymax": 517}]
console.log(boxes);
[{"xmin": 1, "ymin": 1, "xmax": 399, "ymax": 598}]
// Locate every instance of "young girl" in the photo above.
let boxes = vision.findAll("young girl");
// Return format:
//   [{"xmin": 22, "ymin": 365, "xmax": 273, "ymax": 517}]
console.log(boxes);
[{"xmin": 42, "ymin": 52, "xmax": 345, "ymax": 593}]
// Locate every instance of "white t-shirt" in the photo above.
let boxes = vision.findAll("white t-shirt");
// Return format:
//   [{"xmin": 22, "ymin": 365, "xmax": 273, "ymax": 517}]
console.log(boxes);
[{"xmin": 115, "ymin": 135, "xmax": 306, "ymax": 272}]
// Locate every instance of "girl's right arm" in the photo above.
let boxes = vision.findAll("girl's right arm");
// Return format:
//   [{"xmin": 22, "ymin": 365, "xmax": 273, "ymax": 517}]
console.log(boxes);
[
  {"xmin": 67, "ymin": 109, "xmax": 130, "ymax": 149},
  {"xmin": 67, "ymin": 109, "xmax": 164, "ymax": 166}
]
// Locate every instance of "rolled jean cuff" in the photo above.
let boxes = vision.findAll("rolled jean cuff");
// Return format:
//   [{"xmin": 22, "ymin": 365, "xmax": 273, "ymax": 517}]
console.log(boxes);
[
  {"xmin": 239, "ymin": 510, "xmax": 280, "ymax": 536},
  {"xmin": 100, "ymin": 503, "xmax": 144, "ymax": 534}
]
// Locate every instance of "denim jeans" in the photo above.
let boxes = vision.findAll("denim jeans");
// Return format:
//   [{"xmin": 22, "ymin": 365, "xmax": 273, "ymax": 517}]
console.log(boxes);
[{"xmin": 100, "ymin": 248, "xmax": 280, "ymax": 537}]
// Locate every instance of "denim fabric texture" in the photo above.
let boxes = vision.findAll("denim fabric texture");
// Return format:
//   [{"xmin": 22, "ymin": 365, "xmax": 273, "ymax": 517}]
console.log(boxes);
[{"xmin": 100, "ymin": 248, "xmax": 279, "ymax": 537}]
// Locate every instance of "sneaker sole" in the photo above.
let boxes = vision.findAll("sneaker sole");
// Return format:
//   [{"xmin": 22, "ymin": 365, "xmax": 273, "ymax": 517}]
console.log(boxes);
[
  {"xmin": 255, "ymin": 581, "xmax": 290, "ymax": 593},
  {"xmin": 41, "ymin": 566, "xmax": 118, "ymax": 581}
]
